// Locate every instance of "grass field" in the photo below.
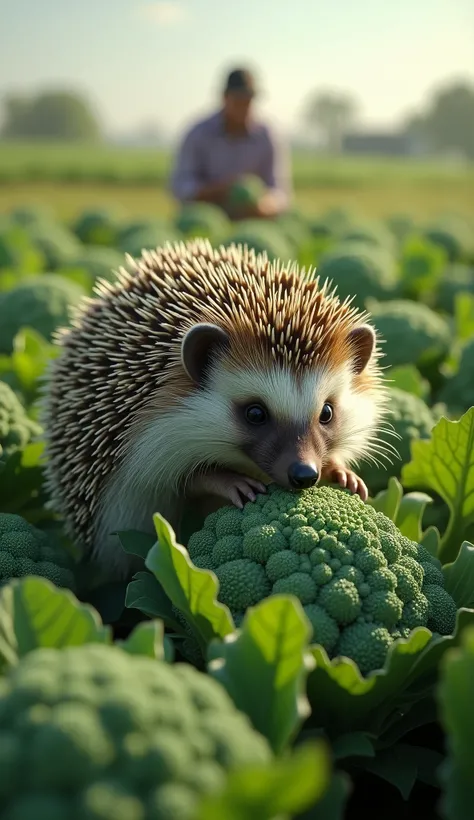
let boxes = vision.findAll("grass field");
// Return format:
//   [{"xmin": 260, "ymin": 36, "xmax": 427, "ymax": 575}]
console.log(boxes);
[{"xmin": 0, "ymin": 140, "xmax": 473, "ymax": 222}]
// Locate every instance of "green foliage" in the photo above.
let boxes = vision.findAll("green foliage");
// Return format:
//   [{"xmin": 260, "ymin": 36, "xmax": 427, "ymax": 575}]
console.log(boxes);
[
  {"xmin": 438, "ymin": 626, "xmax": 474, "ymax": 820},
  {"xmin": 118, "ymin": 222, "xmax": 181, "ymax": 258},
  {"xmin": 369, "ymin": 298, "xmax": 451, "ymax": 375},
  {"xmin": 0, "ymin": 512, "xmax": 76, "ymax": 591},
  {"xmin": 175, "ymin": 201, "xmax": 231, "ymax": 241},
  {"xmin": 226, "ymin": 219, "xmax": 294, "ymax": 262},
  {"xmin": 0, "ymin": 379, "xmax": 41, "ymax": 457},
  {"xmin": 316, "ymin": 242, "xmax": 397, "ymax": 310},
  {"xmin": 137, "ymin": 485, "xmax": 458, "ymax": 677},
  {"xmin": 438, "ymin": 335, "xmax": 474, "ymax": 415},
  {"xmin": 398, "ymin": 235, "xmax": 446, "ymax": 301},
  {"xmin": 0, "ymin": 274, "xmax": 87, "ymax": 353},
  {"xmin": 402, "ymin": 407, "xmax": 474, "ymax": 563},
  {"xmin": 359, "ymin": 387, "xmax": 442, "ymax": 495},
  {"xmin": 208, "ymin": 595, "xmax": 314, "ymax": 753},
  {"xmin": 1, "ymin": 90, "xmax": 102, "ymax": 141},
  {"xmin": 72, "ymin": 208, "xmax": 121, "ymax": 246},
  {"xmin": 0, "ymin": 642, "xmax": 274, "ymax": 819},
  {"xmin": 227, "ymin": 175, "xmax": 266, "ymax": 208}
]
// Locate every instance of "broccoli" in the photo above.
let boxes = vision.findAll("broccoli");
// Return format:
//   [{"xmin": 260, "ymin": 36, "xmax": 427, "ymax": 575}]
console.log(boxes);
[
  {"xmin": 118, "ymin": 224, "xmax": 181, "ymax": 259},
  {"xmin": 27, "ymin": 221, "xmax": 82, "ymax": 269},
  {"xmin": 174, "ymin": 202, "xmax": 230, "ymax": 242},
  {"xmin": 63, "ymin": 247, "xmax": 125, "ymax": 287},
  {"xmin": 369, "ymin": 299, "xmax": 451, "ymax": 373},
  {"xmin": 227, "ymin": 175, "xmax": 266, "ymax": 209},
  {"xmin": 0, "ymin": 513, "xmax": 76, "ymax": 591},
  {"xmin": 0, "ymin": 274, "xmax": 87, "ymax": 354},
  {"xmin": 435, "ymin": 263, "xmax": 474, "ymax": 314},
  {"xmin": 438, "ymin": 336, "xmax": 474, "ymax": 415},
  {"xmin": 72, "ymin": 208, "xmax": 122, "ymax": 247},
  {"xmin": 0, "ymin": 643, "xmax": 271, "ymax": 819},
  {"xmin": 0, "ymin": 381, "xmax": 41, "ymax": 459},
  {"xmin": 187, "ymin": 485, "xmax": 458, "ymax": 675},
  {"xmin": 225, "ymin": 220, "xmax": 293, "ymax": 263},
  {"xmin": 315, "ymin": 242, "xmax": 398, "ymax": 311},
  {"xmin": 339, "ymin": 221, "xmax": 397, "ymax": 254},
  {"xmin": 359, "ymin": 387, "xmax": 444, "ymax": 495}
]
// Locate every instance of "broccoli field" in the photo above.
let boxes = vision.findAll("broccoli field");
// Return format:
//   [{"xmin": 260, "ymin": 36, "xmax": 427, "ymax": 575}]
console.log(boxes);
[{"xmin": 1, "ymin": 197, "xmax": 474, "ymax": 820}]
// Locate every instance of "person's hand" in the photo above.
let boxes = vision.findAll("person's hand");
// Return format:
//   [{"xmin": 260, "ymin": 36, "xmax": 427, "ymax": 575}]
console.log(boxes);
[{"xmin": 254, "ymin": 190, "xmax": 281, "ymax": 218}]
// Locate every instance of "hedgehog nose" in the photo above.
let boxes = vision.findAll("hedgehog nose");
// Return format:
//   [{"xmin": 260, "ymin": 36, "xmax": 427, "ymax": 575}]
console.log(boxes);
[{"xmin": 287, "ymin": 462, "xmax": 319, "ymax": 489}]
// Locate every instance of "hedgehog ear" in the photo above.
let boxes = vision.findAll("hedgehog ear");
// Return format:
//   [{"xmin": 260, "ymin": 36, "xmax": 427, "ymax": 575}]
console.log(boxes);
[
  {"xmin": 181, "ymin": 323, "xmax": 231, "ymax": 385},
  {"xmin": 346, "ymin": 324, "xmax": 376, "ymax": 374}
]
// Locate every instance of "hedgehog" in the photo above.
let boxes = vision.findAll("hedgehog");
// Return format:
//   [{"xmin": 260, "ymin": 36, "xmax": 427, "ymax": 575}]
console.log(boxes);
[{"xmin": 40, "ymin": 238, "xmax": 392, "ymax": 581}]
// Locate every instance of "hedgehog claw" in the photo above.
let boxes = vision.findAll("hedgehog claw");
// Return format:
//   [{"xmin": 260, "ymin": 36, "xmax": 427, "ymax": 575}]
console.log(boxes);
[
  {"xmin": 322, "ymin": 463, "xmax": 368, "ymax": 503},
  {"xmin": 186, "ymin": 469, "xmax": 267, "ymax": 507}
]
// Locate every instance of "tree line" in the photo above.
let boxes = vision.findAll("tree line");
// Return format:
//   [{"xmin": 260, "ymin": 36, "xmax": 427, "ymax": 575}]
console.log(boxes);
[{"xmin": 1, "ymin": 80, "xmax": 474, "ymax": 159}]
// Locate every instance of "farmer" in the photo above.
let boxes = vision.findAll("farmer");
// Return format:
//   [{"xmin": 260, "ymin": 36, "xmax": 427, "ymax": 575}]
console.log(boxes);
[{"xmin": 169, "ymin": 67, "xmax": 292, "ymax": 219}]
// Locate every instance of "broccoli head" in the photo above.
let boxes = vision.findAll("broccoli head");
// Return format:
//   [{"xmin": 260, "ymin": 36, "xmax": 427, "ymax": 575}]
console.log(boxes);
[
  {"xmin": 174, "ymin": 202, "xmax": 230, "ymax": 242},
  {"xmin": 315, "ymin": 242, "xmax": 398, "ymax": 310},
  {"xmin": 438, "ymin": 336, "xmax": 474, "ymax": 415},
  {"xmin": 226, "ymin": 220, "xmax": 293, "ymax": 263},
  {"xmin": 359, "ymin": 387, "xmax": 443, "ymax": 495},
  {"xmin": 369, "ymin": 299, "xmax": 451, "ymax": 373},
  {"xmin": 0, "ymin": 274, "xmax": 87, "ymax": 354},
  {"xmin": 0, "ymin": 513, "xmax": 76, "ymax": 591},
  {"xmin": 0, "ymin": 643, "xmax": 271, "ymax": 819},
  {"xmin": 0, "ymin": 381, "xmax": 41, "ymax": 458},
  {"xmin": 187, "ymin": 485, "xmax": 458, "ymax": 675},
  {"xmin": 227, "ymin": 175, "xmax": 266, "ymax": 208}
]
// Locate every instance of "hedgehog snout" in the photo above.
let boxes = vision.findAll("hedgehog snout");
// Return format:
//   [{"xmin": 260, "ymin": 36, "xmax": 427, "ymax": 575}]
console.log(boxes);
[{"xmin": 287, "ymin": 462, "xmax": 319, "ymax": 490}]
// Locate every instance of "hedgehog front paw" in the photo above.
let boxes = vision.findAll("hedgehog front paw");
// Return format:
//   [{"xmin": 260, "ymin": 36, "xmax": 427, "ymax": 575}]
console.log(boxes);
[
  {"xmin": 322, "ymin": 461, "xmax": 369, "ymax": 502},
  {"xmin": 187, "ymin": 470, "xmax": 267, "ymax": 509}
]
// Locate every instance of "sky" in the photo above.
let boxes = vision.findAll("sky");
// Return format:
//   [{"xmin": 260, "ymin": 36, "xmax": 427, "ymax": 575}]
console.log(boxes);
[{"xmin": 0, "ymin": 0, "xmax": 473, "ymax": 141}]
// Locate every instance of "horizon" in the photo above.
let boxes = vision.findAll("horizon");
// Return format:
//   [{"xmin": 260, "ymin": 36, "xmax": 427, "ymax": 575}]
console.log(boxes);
[{"xmin": 1, "ymin": 0, "xmax": 474, "ymax": 142}]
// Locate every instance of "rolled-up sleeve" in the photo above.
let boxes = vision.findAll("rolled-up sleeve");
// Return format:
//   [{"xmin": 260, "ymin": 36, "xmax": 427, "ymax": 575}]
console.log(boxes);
[
  {"xmin": 260, "ymin": 128, "xmax": 293, "ymax": 210},
  {"xmin": 170, "ymin": 127, "xmax": 203, "ymax": 202}
]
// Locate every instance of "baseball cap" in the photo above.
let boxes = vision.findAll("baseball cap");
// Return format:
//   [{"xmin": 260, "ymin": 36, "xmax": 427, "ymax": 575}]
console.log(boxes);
[{"xmin": 223, "ymin": 68, "xmax": 257, "ymax": 97}]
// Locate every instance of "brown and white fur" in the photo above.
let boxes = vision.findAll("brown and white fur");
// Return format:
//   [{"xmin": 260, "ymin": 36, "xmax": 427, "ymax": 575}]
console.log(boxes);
[{"xmin": 40, "ymin": 240, "xmax": 392, "ymax": 582}]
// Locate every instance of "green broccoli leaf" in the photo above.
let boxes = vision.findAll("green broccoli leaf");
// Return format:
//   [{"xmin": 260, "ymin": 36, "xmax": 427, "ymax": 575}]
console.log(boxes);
[
  {"xmin": 197, "ymin": 740, "xmax": 335, "ymax": 820},
  {"xmin": 305, "ymin": 606, "xmax": 474, "ymax": 741},
  {"xmin": 437, "ymin": 625, "xmax": 474, "ymax": 820},
  {"xmin": 402, "ymin": 407, "xmax": 474, "ymax": 563},
  {"xmin": 369, "ymin": 476, "xmax": 402, "ymax": 520},
  {"xmin": 118, "ymin": 619, "xmax": 174, "ymax": 662},
  {"xmin": 0, "ymin": 440, "xmax": 52, "ymax": 525},
  {"xmin": 396, "ymin": 490, "xmax": 434, "ymax": 542},
  {"xmin": 0, "ymin": 577, "xmax": 111, "ymax": 671},
  {"xmin": 369, "ymin": 476, "xmax": 435, "ymax": 544},
  {"xmin": 331, "ymin": 732, "xmax": 375, "ymax": 761},
  {"xmin": 454, "ymin": 291, "xmax": 474, "ymax": 343},
  {"xmin": 125, "ymin": 570, "xmax": 185, "ymax": 634},
  {"xmin": 117, "ymin": 529, "xmax": 157, "ymax": 560},
  {"xmin": 145, "ymin": 513, "xmax": 235, "ymax": 652},
  {"xmin": 360, "ymin": 743, "xmax": 443, "ymax": 798},
  {"xmin": 388, "ymin": 364, "xmax": 430, "ymax": 399},
  {"xmin": 208, "ymin": 595, "xmax": 314, "ymax": 754},
  {"xmin": 443, "ymin": 541, "xmax": 474, "ymax": 609}
]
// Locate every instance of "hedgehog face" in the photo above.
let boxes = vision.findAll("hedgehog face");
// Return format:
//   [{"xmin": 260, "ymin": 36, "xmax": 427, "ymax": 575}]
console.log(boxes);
[{"xmin": 179, "ymin": 322, "xmax": 384, "ymax": 491}]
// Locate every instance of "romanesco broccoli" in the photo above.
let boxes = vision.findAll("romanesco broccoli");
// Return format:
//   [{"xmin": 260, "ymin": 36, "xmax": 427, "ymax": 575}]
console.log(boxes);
[
  {"xmin": 0, "ymin": 513, "xmax": 76, "ymax": 591},
  {"xmin": 0, "ymin": 381, "xmax": 41, "ymax": 458},
  {"xmin": 0, "ymin": 643, "xmax": 271, "ymax": 819},
  {"xmin": 187, "ymin": 484, "xmax": 458, "ymax": 675}
]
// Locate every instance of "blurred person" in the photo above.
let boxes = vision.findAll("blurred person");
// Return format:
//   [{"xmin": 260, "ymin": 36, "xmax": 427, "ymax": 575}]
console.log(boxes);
[{"xmin": 170, "ymin": 67, "xmax": 292, "ymax": 219}]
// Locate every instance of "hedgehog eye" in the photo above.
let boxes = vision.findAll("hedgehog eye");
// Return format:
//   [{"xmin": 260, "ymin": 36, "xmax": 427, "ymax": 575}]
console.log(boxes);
[
  {"xmin": 244, "ymin": 404, "xmax": 268, "ymax": 425},
  {"xmin": 319, "ymin": 402, "xmax": 333, "ymax": 424}
]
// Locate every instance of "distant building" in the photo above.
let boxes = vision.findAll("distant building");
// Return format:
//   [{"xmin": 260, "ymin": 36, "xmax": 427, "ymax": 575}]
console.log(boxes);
[{"xmin": 342, "ymin": 130, "xmax": 417, "ymax": 157}]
